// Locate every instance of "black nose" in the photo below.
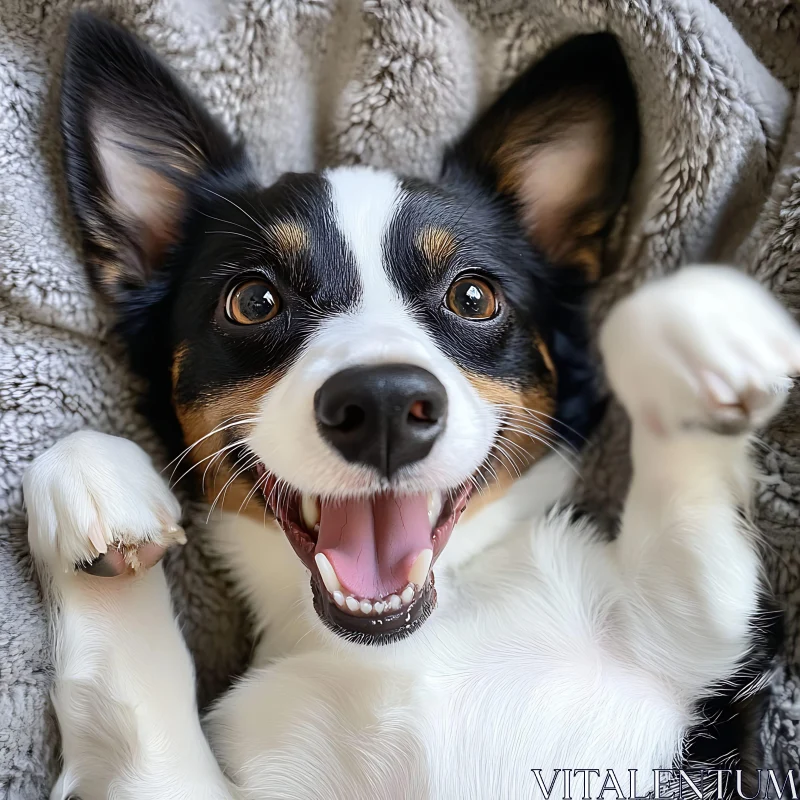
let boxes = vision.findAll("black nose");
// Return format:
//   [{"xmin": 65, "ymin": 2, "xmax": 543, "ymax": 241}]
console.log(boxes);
[{"xmin": 314, "ymin": 364, "xmax": 448, "ymax": 478}]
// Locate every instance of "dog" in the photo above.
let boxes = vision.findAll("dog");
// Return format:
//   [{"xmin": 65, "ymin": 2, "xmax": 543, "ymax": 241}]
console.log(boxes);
[{"xmin": 23, "ymin": 12, "xmax": 800, "ymax": 800}]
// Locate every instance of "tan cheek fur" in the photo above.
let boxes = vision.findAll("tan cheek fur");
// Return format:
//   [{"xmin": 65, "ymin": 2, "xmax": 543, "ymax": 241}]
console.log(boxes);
[
  {"xmin": 461, "ymin": 351, "xmax": 557, "ymax": 519},
  {"xmin": 173, "ymin": 354, "xmax": 282, "ymax": 523}
]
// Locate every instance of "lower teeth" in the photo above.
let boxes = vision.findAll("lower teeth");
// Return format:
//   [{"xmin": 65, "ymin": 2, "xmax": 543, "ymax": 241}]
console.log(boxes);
[{"xmin": 329, "ymin": 583, "xmax": 419, "ymax": 616}]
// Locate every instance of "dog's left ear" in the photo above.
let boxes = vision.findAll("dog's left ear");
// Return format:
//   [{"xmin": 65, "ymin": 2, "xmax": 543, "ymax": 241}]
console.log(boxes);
[{"xmin": 446, "ymin": 33, "xmax": 639, "ymax": 279}]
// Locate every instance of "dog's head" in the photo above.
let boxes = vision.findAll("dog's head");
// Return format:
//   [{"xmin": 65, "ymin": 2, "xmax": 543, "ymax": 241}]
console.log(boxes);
[{"xmin": 61, "ymin": 13, "xmax": 638, "ymax": 642}]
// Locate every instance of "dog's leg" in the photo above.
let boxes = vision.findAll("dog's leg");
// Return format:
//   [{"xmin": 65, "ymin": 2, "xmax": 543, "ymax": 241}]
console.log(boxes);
[
  {"xmin": 24, "ymin": 431, "xmax": 235, "ymax": 800},
  {"xmin": 600, "ymin": 267, "xmax": 800, "ymax": 697}
]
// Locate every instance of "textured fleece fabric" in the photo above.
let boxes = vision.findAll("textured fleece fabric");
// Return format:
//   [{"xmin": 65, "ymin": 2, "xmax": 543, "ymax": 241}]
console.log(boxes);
[{"xmin": 1, "ymin": 0, "xmax": 800, "ymax": 796}]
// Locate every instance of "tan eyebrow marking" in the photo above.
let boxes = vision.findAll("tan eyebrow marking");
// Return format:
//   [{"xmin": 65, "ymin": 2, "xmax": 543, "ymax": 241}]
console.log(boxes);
[
  {"xmin": 416, "ymin": 225, "xmax": 457, "ymax": 267},
  {"xmin": 271, "ymin": 220, "xmax": 309, "ymax": 256}
]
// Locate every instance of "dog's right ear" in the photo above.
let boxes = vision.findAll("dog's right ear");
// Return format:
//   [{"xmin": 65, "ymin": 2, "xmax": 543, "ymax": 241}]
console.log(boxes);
[
  {"xmin": 61, "ymin": 12, "xmax": 249, "ymax": 302},
  {"xmin": 444, "ymin": 34, "xmax": 639, "ymax": 281}
]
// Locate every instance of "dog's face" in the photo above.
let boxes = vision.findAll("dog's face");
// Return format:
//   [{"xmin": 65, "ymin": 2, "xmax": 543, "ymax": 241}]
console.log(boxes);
[{"xmin": 61, "ymin": 14, "xmax": 638, "ymax": 642}]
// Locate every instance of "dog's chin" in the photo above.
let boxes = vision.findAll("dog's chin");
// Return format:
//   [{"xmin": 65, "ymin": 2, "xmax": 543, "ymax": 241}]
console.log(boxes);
[{"xmin": 254, "ymin": 464, "xmax": 473, "ymax": 644}]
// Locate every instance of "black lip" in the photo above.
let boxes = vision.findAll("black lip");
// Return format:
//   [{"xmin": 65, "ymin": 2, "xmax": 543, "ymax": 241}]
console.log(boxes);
[{"xmin": 311, "ymin": 574, "xmax": 437, "ymax": 645}]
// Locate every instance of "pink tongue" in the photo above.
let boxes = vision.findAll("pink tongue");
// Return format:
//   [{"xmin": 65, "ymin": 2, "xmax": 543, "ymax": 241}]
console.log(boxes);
[{"xmin": 315, "ymin": 493, "xmax": 431, "ymax": 599}]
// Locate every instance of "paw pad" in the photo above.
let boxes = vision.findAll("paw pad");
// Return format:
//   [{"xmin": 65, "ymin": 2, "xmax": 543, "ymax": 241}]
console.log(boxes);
[{"xmin": 81, "ymin": 524, "xmax": 187, "ymax": 577}]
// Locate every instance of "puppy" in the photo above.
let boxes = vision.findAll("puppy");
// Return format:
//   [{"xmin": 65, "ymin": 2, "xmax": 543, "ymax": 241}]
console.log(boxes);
[{"xmin": 24, "ymin": 13, "xmax": 799, "ymax": 800}]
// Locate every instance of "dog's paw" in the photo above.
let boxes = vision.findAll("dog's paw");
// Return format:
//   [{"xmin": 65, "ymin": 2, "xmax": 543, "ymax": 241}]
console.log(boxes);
[
  {"xmin": 24, "ymin": 431, "xmax": 185, "ymax": 576},
  {"xmin": 600, "ymin": 266, "xmax": 800, "ymax": 436}
]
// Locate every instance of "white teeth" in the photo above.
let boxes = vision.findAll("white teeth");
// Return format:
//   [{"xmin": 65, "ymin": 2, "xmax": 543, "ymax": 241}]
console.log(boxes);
[
  {"xmin": 301, "ymin": 495, "xmax": 321, "ymax": 530},
  {"xmin": 333, "ymin": 583, "xmax": 415, "ymax": 617},
  {"xmin": 335, "ymin": 588, "xmax": 417, "ymax": 616},
  {"xmin": 326, "ymin": 578, "xmax": 422, "ymax": 616},
  {"xmin": 408, "ymin": 548, "xmax": 433, "ymax": 587},
  {"xmin": 346, "ymin": 596, "xmax": 360, "ymax": 612},
  {"xmin": 315, "ymin": 553, "xmax": 341, "ymax": 594},
  {"xmin": 427, "ymin": 492, "xmax": 443, "ymax": 527}
]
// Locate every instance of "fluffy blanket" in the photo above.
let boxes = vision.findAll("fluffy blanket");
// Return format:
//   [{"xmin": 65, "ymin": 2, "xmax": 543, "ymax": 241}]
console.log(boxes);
[{"xmin": 2, "ymin": 1, "xmax": 800, "ymax": 796}]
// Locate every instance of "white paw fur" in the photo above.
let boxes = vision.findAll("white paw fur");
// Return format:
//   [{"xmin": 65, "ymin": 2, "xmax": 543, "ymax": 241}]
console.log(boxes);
[
  {"xmin": 23, "ymin": 433, "xmax": 228, "ymax": 800},
  {"xmin": 24, "ymin": 430, "xmax": 183, "ymax": 575},
  {"xmin": 600, "ymin": 266, "xmax": 800, "ymax": 435}
]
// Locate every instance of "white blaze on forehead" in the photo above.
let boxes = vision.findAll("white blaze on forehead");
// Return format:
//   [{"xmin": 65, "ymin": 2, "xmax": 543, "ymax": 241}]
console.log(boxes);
[
  {"xmin": 324, "ymin": 166, "xmax": 404, "ymax": 313},
  {"xmin": 319, "ymin": 165, "xmax": 437, "ymax": 367}
]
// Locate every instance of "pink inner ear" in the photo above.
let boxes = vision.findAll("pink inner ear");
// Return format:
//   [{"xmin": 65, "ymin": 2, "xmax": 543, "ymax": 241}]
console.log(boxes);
[
  {"xmin": 94, "ymin": 119, "xmax": 186, "ymax": 267},
  {"xmin": 508, "ymin": 114, "xmax": 611, "ymax": 265}
]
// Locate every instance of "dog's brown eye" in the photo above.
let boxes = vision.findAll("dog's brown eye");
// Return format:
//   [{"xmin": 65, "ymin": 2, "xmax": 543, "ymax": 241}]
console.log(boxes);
[
  {"xmin": 446, "ymin": 276, "xmax": 498, "ymax": 320},
  {"xmin": 226, "ymin": 279, "xmax": 280, "ymax": 325}
]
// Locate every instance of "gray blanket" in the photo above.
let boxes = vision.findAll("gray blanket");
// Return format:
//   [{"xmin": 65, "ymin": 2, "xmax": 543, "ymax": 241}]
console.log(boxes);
[{"xmin": 2, "ymin": 1, "xmax": 800, "ymax": 797}]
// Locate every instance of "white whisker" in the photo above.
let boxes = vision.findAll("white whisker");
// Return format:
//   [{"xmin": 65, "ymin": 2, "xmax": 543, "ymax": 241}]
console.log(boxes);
[
  {"xmin": 238, "ymin": 467, "xmax": 269, "ymax": 516},
  {"xmin": 164, "ymin": 415, "xmax": 259, "ymax": 477},
  {"xmin": 202, "ymin": 188, "xmax": 271, "ymax": 239},
  {"xmin": 170, "ymin": 439, "xmax": 244, "ymax": 490},
  {"xmin": 494, "ymin": 402, "xmax": 588, "ymax": 445},
  {"xmin": 498, "ymin": 409, "xmax": 579, "ymax": 453},
  {"xmin": 201, "ymin": 438, "xmax": 252, "ymax": 494},
  {"xmin": 207, "ymin": 453, "xmax": 260, "ymax": 522}
]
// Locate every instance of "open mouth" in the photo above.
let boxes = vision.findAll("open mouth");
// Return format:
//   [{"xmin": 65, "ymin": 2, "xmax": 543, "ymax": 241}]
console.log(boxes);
[{"xmin": 254, "ymin": 465, "xmax": 472, "ymax": 643}]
